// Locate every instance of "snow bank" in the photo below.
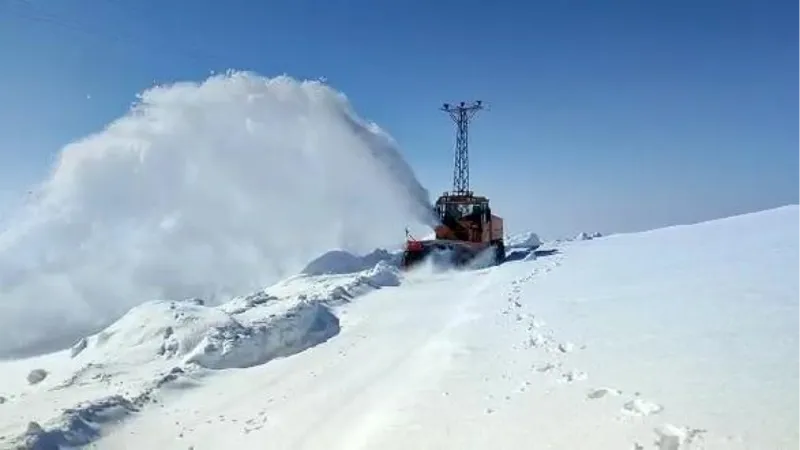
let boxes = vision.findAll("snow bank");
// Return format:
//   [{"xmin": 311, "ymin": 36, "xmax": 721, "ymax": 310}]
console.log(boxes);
[
  {"xmin": 11, "ymin": 395, "xmax": 143, "ymax": 449},
  {"xmin": 69, "ymin": 299, "xmax": 237, "ymax": 367},
  {"xmin": 506, "ymin": 231, "xmax": 543, "ymax": 249},
  {"xmin": 185, "ymin": 301, "xmax": 339, "ymax": 370},
  {"xmin": 68, "ymin": 296, "xmax": 343, "ymax": 372},
  {"xmin": 0, "ymin": 71, "xmax": 435, "ymax": 358},
  {"xmin": 358, "ymin": 260, "xmax": 401, "ymax": 287},
  {"xmin": 0, "ymin": 260, "xmax": 404, "ymax": 447},
  {"xmin": 301, "ymin": 248, "xmax": 400, "ymax": 276},
  {"xmin": 275, "ymin": 261, "xmax": 402, "ymax": 308}
]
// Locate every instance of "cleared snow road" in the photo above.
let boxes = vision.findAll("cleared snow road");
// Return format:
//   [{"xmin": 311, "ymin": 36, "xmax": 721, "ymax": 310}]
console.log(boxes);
[{"xmin": 97, "ymin": 259, "xmax": 553, "ymax": 450}]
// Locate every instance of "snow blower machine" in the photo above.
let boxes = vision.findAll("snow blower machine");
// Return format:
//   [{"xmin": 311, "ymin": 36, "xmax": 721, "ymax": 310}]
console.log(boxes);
[
  {"xmin": 401, "ymin": 100, "xmax": 506, "ymax": 269},
  {"xmin": 402, "ymin": 193, "xmax": 505, "ymax": 268}
]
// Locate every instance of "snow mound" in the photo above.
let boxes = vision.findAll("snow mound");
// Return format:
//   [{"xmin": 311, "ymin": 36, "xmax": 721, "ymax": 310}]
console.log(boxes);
[
  {"xmin": 263, "ymin": 260, "xmax": 402, "ymax": 308},
  {"xmin": 68, "ymin": 259, "xmax": 402, "ymax": 372},
  {"xmin": 185, "ymin": 301, "xmax": 339, "ymax": 370},
  {"xmin": 66, "ymin": 296, "xmax": 342, "ymax": 372},
  {"xmin": 506, "ymin": 231, "xmax": 543, "ymax": 249},
  {"xmin": 356, "ymin": 260, "xmax": 401, "ymax": 287},
  {"xmin": 0, "ymin": 71, "xmax": 435, "ymax": 358},
  {"xmin": 70, "ymin": 299, "xmax": 237, "ymax": 366},
  {"xmin": 12, "ymin": 395, "xmax": 143, "ymax": 449},
  {"xmin": 1, "ymin": 261, "xmax": 404, "ymax": 448},
  {"xmin": 301, "ymin": 248, "xmax": 400, "ymax": 276}
]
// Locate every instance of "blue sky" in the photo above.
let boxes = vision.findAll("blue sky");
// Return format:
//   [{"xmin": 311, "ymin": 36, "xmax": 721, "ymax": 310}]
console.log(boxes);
[{"xmin": 0, "ymin": 0, "xmax": 797, "ymax": 237}]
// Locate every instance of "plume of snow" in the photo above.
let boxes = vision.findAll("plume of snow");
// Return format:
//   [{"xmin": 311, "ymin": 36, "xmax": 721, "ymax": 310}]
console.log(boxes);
[{"xmin": 0, "ymin": 71, "xmax": 434, "ymax": 357}]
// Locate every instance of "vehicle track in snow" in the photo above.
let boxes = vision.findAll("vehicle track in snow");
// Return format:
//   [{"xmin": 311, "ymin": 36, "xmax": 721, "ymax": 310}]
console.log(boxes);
[
  {"xmin": 96, "ymin": 262, "xmax": 518, "ymax": 450},
  {"xmin": 95, "ymin": 249, "xmax": 708, "ymax": 450}
]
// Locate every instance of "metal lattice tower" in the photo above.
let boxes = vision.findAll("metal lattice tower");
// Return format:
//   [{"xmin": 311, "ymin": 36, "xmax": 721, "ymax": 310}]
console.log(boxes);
[{"xmin": 441, "ymin": 100, "xmax": 484, "ymax": 195}]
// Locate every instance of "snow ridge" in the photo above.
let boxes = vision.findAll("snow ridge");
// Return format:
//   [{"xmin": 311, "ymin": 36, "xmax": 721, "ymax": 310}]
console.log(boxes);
[
  {"xmin": 2, "ymin": 260, "xmax": 403, "ymax": 449},
  {"xmin": 185, "ymin": 301, "xmax": 340, "ymax": 370},
  {"xmin": 18, "ymin": 394, "xmax": 146, "ymax": 449}
]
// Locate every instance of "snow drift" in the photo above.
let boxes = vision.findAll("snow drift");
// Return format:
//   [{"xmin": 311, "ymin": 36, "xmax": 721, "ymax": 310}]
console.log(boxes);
[
  {"xmin": 67, "ymin": 296, "xmax": 342, "ymax": 373},
  {"xmin": 0, "ymin": 71, "xmax": 434, "ymax": 358},
  {"xmin": 506, "ymin": 231, "xmax": 543, "ymax": 249},
  {"xmin": 300, "ymin": 248, "xmax": 400, "ymax": 276},
  {"xmin": 1, "ymin": 260, "xmax": 404, "ymax": 448}
]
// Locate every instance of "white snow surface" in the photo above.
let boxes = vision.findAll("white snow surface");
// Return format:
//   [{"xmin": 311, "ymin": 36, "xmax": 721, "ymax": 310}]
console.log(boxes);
[
  {"xmin": 0, "ymin": 71, "xmax": 435, "ymax": 358},
  {"xmin": 301, "ymin": 248, "xmax": 400, "ymax": 276},
  {"xmin": 575, "ymin": 231, "xmax": 603, "ymax": 240},
  {"xmin": 506, "ymin": 231, "xmax": 543, "ymax": 249},
  {"xmin": 0, "ymin": 261, "xmax": 403, "ymax": 448},
  {"xmin": 0, "ymin": 205, "xmax": 797, "ymax": 450}
]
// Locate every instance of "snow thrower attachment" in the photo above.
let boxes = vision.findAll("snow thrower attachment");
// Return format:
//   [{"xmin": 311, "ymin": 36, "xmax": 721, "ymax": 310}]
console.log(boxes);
[
  {"xmin": 401, "ymin": 100, "xmax": 505, "ymax": 270},
  {"xmin": 401, "ymin": 193, "xmax": 505, "ymax": 269}
]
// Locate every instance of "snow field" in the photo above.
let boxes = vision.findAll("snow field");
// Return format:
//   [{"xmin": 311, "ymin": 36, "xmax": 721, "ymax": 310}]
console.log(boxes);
[
  {"xmin": 114, "ymin": 205, "xmax": 795, "ymax": 450},
  {"xmin": 501, "ymin": 205, "xmax": 799, "ymax": 449},
  {"xmin": 0, "ymin": 205, "xmax": 796, "ymax": 450}
]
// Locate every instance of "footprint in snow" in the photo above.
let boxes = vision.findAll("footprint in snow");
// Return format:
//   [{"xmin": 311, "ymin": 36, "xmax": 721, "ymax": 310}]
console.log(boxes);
[
  {"xmin": 641, "ymin": 424, "xmax": 707, "ymax": 450},
  {"xmin": 557, "ymin": 342, "xmax": 575, "ymax": 353},
  {"xmin": 559, "ymin": 370, "xmax": 588, "ymax": 383},
  {"xmin": 586, "ymin": 387, "xmax": 622, "ymax": 400},
  {"xmin": 527, "ymin": 317, "xmax": 546, "ymax": 330},
  {"xmin": 621, "ymin": 398, "xmax": 664, "ymax": 416},
  {"xmin": 527, "ymin": 332, "xmax": 553, "ymax": 349},
  {"xmin": 534, "ymin": 362, "xmax": 559, "ymax": 373}
]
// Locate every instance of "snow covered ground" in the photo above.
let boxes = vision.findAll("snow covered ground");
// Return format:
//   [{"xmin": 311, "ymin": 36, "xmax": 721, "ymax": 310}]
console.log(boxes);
[{"xmin": 1, "ymin": 204, "xmax": 796, "ymax": 449}]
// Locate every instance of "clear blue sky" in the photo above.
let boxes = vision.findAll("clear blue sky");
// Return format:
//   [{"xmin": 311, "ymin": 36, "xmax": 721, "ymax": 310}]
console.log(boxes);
[{"xmin": 0, "ymin": 0, "xmax": 797, "ymax": 237}]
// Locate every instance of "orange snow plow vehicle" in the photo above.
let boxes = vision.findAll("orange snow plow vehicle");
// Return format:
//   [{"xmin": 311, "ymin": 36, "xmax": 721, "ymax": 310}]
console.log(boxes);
[{"xmin": 401, "ymin": 192, "xmax": 505, "ymax": 268}]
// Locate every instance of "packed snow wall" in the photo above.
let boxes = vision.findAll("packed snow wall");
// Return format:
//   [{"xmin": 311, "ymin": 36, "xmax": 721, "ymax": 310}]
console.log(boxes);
[{"xmin": 0, "ymin": 71, "xmax": 434, "ymax": 358}]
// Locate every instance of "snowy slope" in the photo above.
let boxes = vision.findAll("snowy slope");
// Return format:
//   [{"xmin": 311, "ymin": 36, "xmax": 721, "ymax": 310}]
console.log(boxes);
[
  {"xmin": 1, "ymin": 204, "xmax": 796, "ymax": 449},
  {"xmin": 0, "ymin": 262, "xmax": 402, "ymax": 448}
]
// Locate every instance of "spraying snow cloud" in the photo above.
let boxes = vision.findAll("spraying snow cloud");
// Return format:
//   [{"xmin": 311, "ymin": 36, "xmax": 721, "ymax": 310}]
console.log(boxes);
[{"xmin": 0, "ymin": 71, "xmax": 434, "ymax": 357}]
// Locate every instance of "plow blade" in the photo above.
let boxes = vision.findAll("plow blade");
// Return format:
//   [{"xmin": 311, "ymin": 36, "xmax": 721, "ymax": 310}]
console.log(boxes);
[{"xmin": 401, "ymin": 240, "xmax": 504, "ymax": 270}]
